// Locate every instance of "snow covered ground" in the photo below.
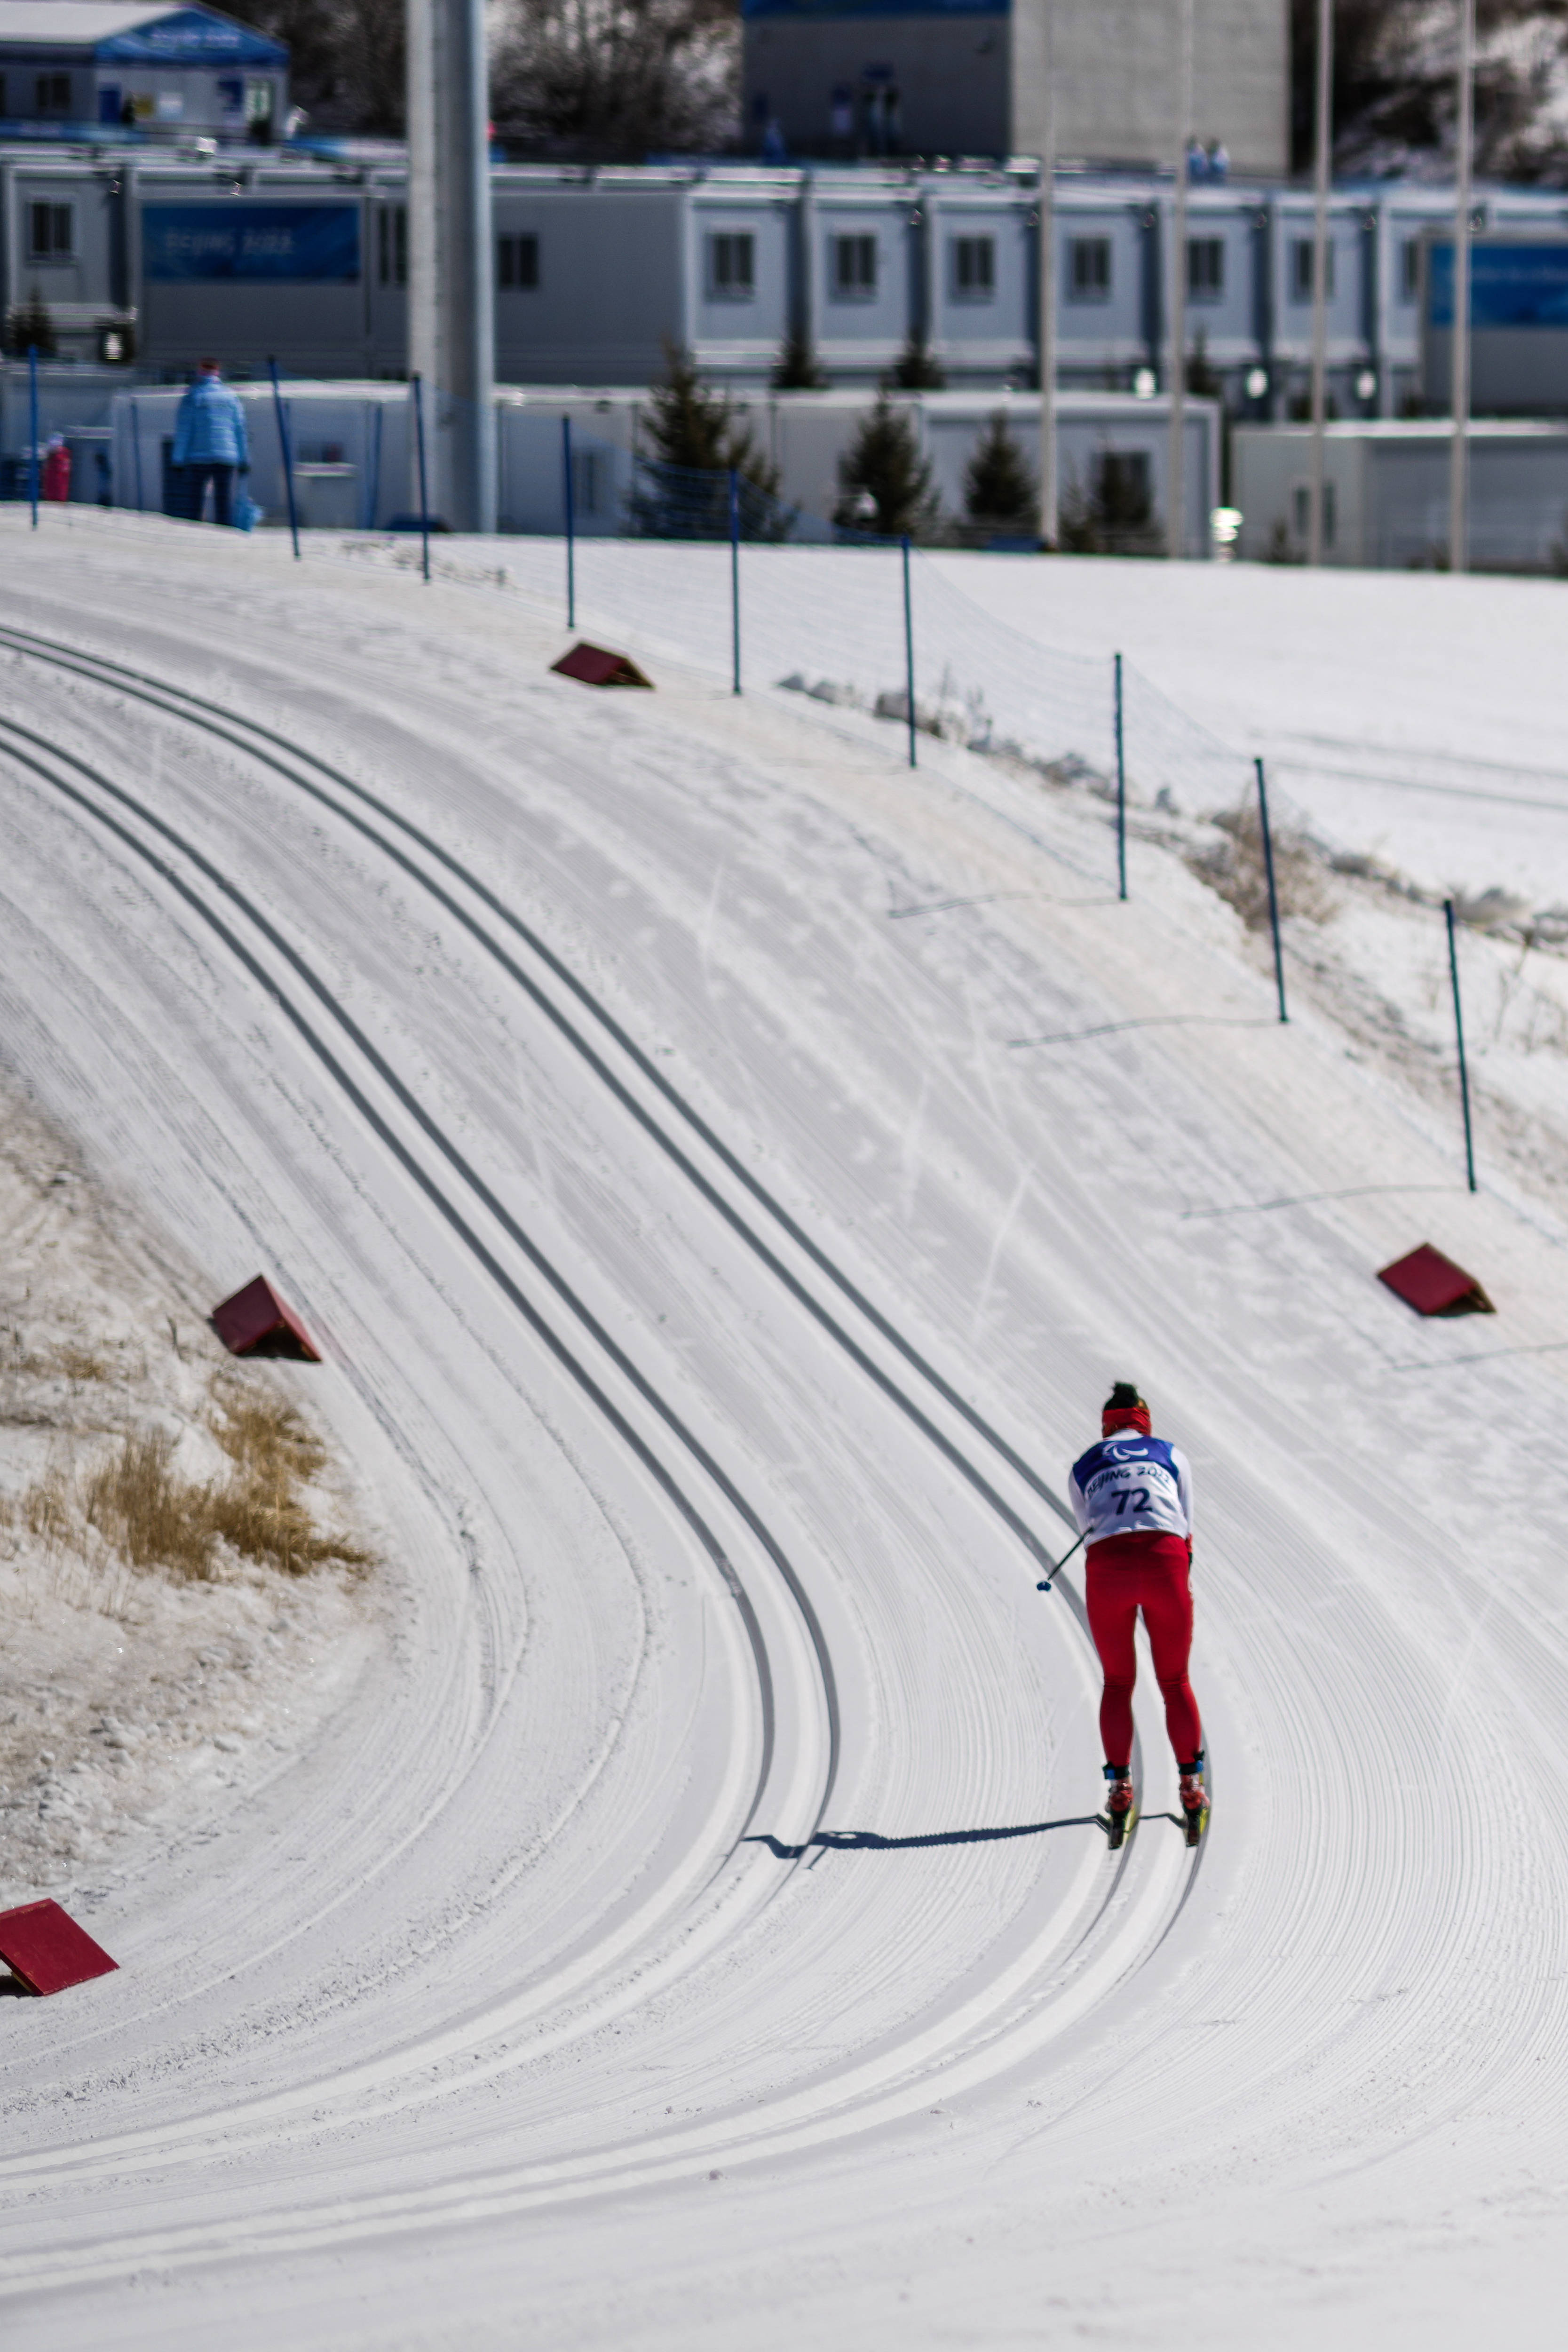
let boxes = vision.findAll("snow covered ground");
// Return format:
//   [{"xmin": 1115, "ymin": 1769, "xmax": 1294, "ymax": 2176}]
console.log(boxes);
[
  {"xmin": 0, "ymin": 1063, "xmax": 382, "ymax": 1920},
  {"xmin": 344, "ymin": 531, "xmax": 1568, "ymax": 911},
  {"xmin": 0, "ymin": 509, "xmax": 1565, "ymax": 2349}
]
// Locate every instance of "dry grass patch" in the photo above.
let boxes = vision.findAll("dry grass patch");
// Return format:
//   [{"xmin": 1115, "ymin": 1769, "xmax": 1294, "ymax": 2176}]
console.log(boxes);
[
  {"xmin": 1188, "ymin": 799, "xmax": 1335, "ymax": 931},
  {"xmin": 5, "ymin": 1376, "xmax": 370, "ymax": 1586}
]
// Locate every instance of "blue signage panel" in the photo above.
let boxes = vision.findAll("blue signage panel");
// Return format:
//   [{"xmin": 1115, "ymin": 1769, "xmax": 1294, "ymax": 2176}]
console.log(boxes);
[
  {"xmin": 1428, "ymin": 241, "xmax": 1568, "ymax": 329},
  {"xmin": 143, "ymin": 205, "xmax": 360, "ymax": 282},
  {"xmin": 100, "ymin": 8, "xmax": 287, "ymax": 65}
]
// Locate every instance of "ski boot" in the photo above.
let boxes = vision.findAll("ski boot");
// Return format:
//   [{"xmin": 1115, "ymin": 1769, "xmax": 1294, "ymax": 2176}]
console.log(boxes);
[
  {"xmin": 1102, "ymin": 1763, "xmax": 1137, "ymax": 1851},
  {"xmin": 1179, "ymin": 1756, "xmax": 1210, "ymax": 1848}
]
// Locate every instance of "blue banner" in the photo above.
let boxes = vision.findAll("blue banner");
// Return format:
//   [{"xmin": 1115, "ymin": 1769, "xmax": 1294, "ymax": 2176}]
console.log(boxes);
[
  {"xmin": 143, "ymin": 204, "xmax": 360, "ymax": 283},
  {"xmin": 100, "ymin": 8, "xmax": 286, "ymax": 64},
  {"xmin": 1428, "ymin": 241, "xmax": 1568, "ymax": 329}
]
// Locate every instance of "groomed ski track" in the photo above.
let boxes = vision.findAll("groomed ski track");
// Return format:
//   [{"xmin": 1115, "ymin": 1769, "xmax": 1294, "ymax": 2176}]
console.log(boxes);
[{"xmin": 2, "ymin": 514, "xmax": 1568, "ymax": 2350}]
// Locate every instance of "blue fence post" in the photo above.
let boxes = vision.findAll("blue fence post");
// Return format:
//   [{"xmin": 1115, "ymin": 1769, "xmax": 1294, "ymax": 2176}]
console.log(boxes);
[
  {"xmin": 28, "ymin": 344, "xmax": 39, "ymax": 529},
  {"xmin": 729, "ymin": 465, "xmax": 741, "ymax": 695},
  {"xmin": 268, "ymin": 357, "xmax": 300, "ymax": 560},
  {"xmin": 412, "ymin": 373, "xmax": 431, "ymax": 585},
  {"xmin": 901, "ymin": 534, "xmax": 916, "ymax": 769},
  {"xmin": 562, "ymin": 414, "xmax": 575, "ymax": 628},
  {"xmin": 130, "ymin": 396, "xmax": 145, "ymax": 512},
  {"xmin": 1444, "ymin": 898, "xmax": 1478, "ymax": 1192},
  {"xmin": 365, "ymin": 401, "xmax": 383, "ymax": 529},
  {"xmin": 1114, "ymin": 651, "xmax": 1127, "ymax": 901},
  {"xmin": 1254, "ymin": 756, "xmax": 1288, "ymax": 1024}
]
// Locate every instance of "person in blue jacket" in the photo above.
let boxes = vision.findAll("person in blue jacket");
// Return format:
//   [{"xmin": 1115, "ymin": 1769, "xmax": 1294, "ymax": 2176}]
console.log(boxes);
[{"xmin": 171, "ymin": 359, "xmax": 249, "ymax": 527}]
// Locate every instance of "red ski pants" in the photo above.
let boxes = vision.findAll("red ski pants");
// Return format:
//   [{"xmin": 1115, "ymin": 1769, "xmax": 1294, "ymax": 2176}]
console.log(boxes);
[{"xmin": 1085, "ymin": 1531, "xmax": 1203, "ymax": 1772}]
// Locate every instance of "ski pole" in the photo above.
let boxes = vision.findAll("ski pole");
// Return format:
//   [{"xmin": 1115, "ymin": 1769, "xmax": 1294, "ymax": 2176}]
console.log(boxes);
[{"xmin": 1037, "ymin": 1530, "xmax": 1086, "ymax": 1592}]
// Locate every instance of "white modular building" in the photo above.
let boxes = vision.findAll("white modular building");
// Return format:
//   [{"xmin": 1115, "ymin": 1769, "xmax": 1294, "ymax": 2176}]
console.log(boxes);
[
  {"xmin": 0, "ymin": 4, "xmax": 285, "ymax": 139},
  {"xmin": 6, "ymin": 150, "xmax": 1568, "ymax": 426},
  {"xmin": 101, "ymin": 376, "xmax": 1218, "ymax": 553},
  {"xmin": 1232, "ymin": 418, "xmax": 1568, "ymax": 572}
]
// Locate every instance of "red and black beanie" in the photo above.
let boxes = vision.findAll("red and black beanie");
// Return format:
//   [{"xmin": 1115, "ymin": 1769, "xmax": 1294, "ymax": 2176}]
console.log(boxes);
[{"xmin": 1101, "ymin": 1380, "xmax": 1151, "ymax": 1438}]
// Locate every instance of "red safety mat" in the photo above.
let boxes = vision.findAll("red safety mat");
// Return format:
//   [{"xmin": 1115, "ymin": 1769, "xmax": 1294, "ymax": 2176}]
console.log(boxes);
[
  {"xmin": 551, "ymin": 642, "xmax": 653, "ymax": 689},
  {"xmin": 1378, "ymin": 1243, "xmax": 1495, "ymax": 1317},
  {"xmin": 211, "ymin": 1274, "xmax": 320, "ymax": 1360},
  {"xmin": 0, "ymin": 1899, "xmax": 118, "ymax": 1996}
]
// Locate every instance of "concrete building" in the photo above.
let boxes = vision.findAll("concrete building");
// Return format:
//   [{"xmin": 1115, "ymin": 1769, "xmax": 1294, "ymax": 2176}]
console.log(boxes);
[
  {"xmin": 743, "ymin": 0, "xmax": 1011, "ymax": 160},
  {"xmin": 0, "ymin": 5, "xmax": 286, "ymax": 140},
  {"xmin": 742, "ymin": 0, "xmax": 1288, "ymax": 173},
  {"xmin": 1013, "ymin": 0, "xmax": 1288, "ymax": 175}
]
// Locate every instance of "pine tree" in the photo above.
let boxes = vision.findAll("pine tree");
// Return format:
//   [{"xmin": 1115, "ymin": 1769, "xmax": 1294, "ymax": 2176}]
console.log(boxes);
[
  {"xmin": 4, "ymin": 289, "xmax": 56, "ymax": 359},
  {"xmin": 963, "ymin": 410, "xmax": 1037, "ymax": 533},
  {"xmin": 771, "ymin": 329, "xmax": 827, "ymax": 390},
  {"xmin": 635, "ymin": 341, "xmax": 783, "ymax": 536},
  {"xmin": 885, "ymin": 331, "xmax": 945, "ymax": 391},
  {"xmin": 832, "ymin": 390, "xmax": 939, "ymax": 539},
  {"xmin": 640, "ymin": 342, "xmax": 776, "ymax": 487}
]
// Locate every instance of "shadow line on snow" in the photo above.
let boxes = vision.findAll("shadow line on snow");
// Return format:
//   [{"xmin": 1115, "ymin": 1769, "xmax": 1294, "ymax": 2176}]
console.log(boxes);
[
  {"xmin": 1006, "ymin": 1016, "xmax": 1272, "ymax": 1050},
  {"xmin": 1182, "ymin": 1182, "xmax": 1459, "ymax": 1220},
  {"xmin": 746, "ymin": 1816, "xmax": 1106, "ymax": 1859}
]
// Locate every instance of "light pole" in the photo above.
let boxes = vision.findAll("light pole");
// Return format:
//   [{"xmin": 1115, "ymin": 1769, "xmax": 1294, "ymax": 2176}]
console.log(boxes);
[
  {"xmin": 1307, "ymin": 0, "xmax": 1333, "ymax": 566},
  {"xmin": 407, "ymin": 0, "xmax": 496, "ymax": 532},
  {"xmin": 1449, "ymin": 0, "xmax": 1476, "ymax": 574},
  {"xmin": 1037, "ymin": 0, "xmax": 1058, "ymax": 548},
  {"xmin": 1167, "ymin": 0, "xmax": 1195, "ymax": 561}
]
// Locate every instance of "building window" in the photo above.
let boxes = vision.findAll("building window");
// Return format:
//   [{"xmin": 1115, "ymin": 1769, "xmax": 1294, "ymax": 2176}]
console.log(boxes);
[
  {"xmin": 952, "ymin": 236, "xmax": 995, "ymax": 300},
  {"xmin": 36, "ymin": 72, "xmax": 71, "ymax": 114},
  {"xmin": 498, "ymin": 232, "xmax": 539, "ymax": 290},
  {"xmin": 28, "ymin": 201, "xmax": 74, "ymax": 261},
  {"xmin": 707, "ymin": 232, "xmax": 754, "ymax": 300},
  {"xmin": 378, "ymin": 206, "xmax": 407, "ymax": 287},
  {"xmin": 1188, "ymin": 237, "xmax": 1224, "ymax": 300},
  {"xmin": 832, "ymin": 234, "xmax": 877, "ymax": 299},
  {"xmin": 1401, "ymin": 237, "xmax": 1421, "ymax": 301},
  {"xmin": 1291, "ymin": 238, "xmax": 1334, "ymax": 302},
  {"xmin": 1068, "ymin": 236, "xmax": 1111, "ymax": 302}
]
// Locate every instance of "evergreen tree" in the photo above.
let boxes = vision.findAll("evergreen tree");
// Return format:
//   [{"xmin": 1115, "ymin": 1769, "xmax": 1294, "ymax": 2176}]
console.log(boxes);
[
  {"xmin": 771, "ymin": 329, "xmax": 827, "ymax": 390},
  {"xmin": 635, "ymin": 341, "xmax": 783, "ymax": 536},
  {"xmin": 885, "ymin": 331, "xmax": 945, "ymax": 391},
  {"xmin": 4, "ymin": 289, "xmax": 56, "ymax": 359},
  {"xmin": 833, "ymin": 390, "xmax": 939, "ymax": 539},
  {"xmin": 963, "ymin": 410, "xmax": 1037, "ymax": 533},
  {"xmin": 641, "ymin": 341, "xmax": 777, "ymax": 485}
]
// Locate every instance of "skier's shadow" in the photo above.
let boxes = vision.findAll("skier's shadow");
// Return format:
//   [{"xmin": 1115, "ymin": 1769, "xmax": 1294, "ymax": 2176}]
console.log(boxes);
[{"xmin": 745, "ymin": 1817, "xmax": 1103, "ymax": 1860}]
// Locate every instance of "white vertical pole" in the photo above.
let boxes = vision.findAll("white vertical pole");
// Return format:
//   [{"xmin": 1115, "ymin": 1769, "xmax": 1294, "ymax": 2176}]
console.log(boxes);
[
  {"xmin": 1449, "ymin": 0, "xmax": 1475, "ymax": 574},
  {"xmin": 1167, "ymin": 0, "xmax": 1194, "ymax": 561},
  {"xmin": 1307, "ymin": 0, "xmax": 1333, "ymax": 566},
  {"xmin": 406, "ymin": 0, "xmax": 495, "ymax": 533},
  {"xmin": 1037, "ymin": 0, "xmax": 1058, "ymax": 547}
]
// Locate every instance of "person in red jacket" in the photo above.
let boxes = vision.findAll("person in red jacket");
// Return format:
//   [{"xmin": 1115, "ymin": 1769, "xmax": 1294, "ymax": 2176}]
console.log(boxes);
[
  {"xmin": 40, "ymin": 436, "xmax": 71, "ymax": 502},
  {"xmin": 1068, "ymin": 1382, "xmax": 1208, "ymax": 1847}
]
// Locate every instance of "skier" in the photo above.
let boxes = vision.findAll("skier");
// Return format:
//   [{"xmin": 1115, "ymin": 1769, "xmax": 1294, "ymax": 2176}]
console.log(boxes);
[{"xmin": 1068, "ymin": 1382, "xmax": 1208, "ymax": 1847}]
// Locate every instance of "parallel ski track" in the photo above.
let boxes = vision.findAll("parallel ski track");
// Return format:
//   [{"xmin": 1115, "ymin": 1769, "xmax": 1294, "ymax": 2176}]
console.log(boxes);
[
  {"xmin": 0, "ymin": 708, "xmax": 811, "ymax": 1840},
  {"xmin": 0, "ymin": 633, "xmax": 1209, "ymax": 2273},
  {"xmin": 0, "ymin": 622, "xmax": 1081, "ymax": 1584}
]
